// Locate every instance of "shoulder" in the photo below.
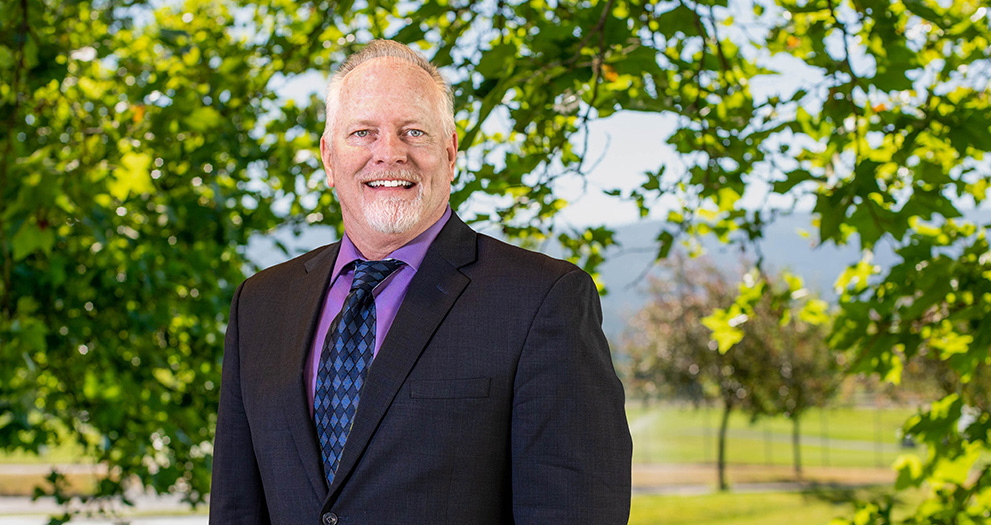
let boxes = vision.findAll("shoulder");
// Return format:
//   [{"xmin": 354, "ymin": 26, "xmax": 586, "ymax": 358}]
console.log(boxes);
[
  {"xmin": 433, "ymin": 213, "xmax": 588, "ymax": 289},
  {"xmin": 471, "ymin": 233, "xmax": 591, "ymax": 289},
  {"xmin": 239, "ymin": 242, "xmax": 338, "ymax": 295}
]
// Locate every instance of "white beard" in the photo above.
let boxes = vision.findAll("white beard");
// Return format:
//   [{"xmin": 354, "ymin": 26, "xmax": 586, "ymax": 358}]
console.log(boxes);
[{"xmin": 363, "ymin": 184, "xmax": 424, "ymax": 234}]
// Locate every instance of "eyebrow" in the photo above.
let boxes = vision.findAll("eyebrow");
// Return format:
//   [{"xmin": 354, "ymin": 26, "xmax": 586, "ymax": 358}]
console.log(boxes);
[{"xmin": 344, "ymin": 118, "xmax": 431, "ymax": 129}]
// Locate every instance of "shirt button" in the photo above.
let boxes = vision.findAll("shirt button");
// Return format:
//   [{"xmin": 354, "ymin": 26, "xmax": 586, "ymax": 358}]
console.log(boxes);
[{"xmin": 322, "ymin": 512, "xmax": 338, "ymax": 525}]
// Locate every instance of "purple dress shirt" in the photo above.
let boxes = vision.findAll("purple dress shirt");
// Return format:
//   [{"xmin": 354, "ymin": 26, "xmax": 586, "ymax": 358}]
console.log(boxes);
[{"xmin": 306, "ymin": 206, "xmax": 452, "ymax": 416}]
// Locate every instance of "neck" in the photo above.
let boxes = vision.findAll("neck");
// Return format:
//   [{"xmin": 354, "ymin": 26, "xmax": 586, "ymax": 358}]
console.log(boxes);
[{"xmin": 352, "ymin": 236, "xmax": 410, "ymax": 261}]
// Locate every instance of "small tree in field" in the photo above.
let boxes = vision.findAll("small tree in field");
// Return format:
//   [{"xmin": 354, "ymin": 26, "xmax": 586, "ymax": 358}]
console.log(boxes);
[
  {"xmin": 738, "ymin": 275, "xmax": 842, "ymax": 478},
  {"xmin": 625, "ymin": 255, "xmax": 841, "ymax": 487},
  {"xmin": 626, "ymin": 256, "xmax": 767, "ymax": 490}
]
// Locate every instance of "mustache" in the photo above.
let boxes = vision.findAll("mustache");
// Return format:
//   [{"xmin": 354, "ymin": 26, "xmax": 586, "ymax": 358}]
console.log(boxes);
[{"xmin": 357, "ymin": 169, "xmax": 421, "ymax": 184}]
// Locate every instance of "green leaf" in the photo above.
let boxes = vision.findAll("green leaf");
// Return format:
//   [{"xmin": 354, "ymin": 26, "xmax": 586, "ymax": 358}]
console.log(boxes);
[
  {"xmin": 109, "ymin": 152, "xmax": 154, "ymax": 200},
  {"xmin": 893, "ymin": 454, "xmax": 924, "ymax": 490},
  {"xmin": 716, "ymin": 186, "xmax": 740, "ymax": 212},
  {"xmin": 184, "ymin": 106, "xmax": 223, "ymax": 132},
  {"xmin": 11, "ymin": 222, "xmax": 55, "ymax": 261},
  {"xmin": 0, "ymin": 44, "xmax": 14, "ymax": 69},
  {"xmin": 799, "ymin": 299, "xmax": 831, "ymax": 325},
  {"xmin": 473, "ymin": 43, "xmax": 515, "ymax": 79},
  {"xmin": 391, "ymin": 22, "xmax": 426, "ymax": 44},
  {"xmin": 10, "ymin": 298, "xmax": 48, "ymax": 352},
  {"xmin": 656, "ymin": 5, "xmax": 700, "ymax": 37},
  {"xmin": 931, "ymin": 442, "xmax": 982, "ymax": 485},
  {"xmin": 814, "ymin": 195, "xmax": 846, "ymax": 245},
  {"xmin": 702, "ymin": 307, "xmax": 746, "ymax": 353},
  {"xmin": 773, "ymin": 169, "xmax": 814, "ymax": 194},
  {"xmin": 655, "ymin": 230, "xmax": 675, "ymax": 260}
]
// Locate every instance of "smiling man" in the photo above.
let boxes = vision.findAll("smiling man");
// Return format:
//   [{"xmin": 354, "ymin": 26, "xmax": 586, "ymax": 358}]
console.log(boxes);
[
  {"xmin": 210, "ymin": 40, "xmax": 632, "ymax": 524},
  {"xmin": 321, "ymin": 47, "xmax": 457, "ymax": 257}
]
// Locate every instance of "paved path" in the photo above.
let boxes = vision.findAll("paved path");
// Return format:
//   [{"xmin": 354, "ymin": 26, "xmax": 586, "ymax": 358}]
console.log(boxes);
[
  {"xmin": 0, "ymin": 492, "xmax": 207, "ymax": 524},
  {"xmin": 1, "ymin": 513, "xmax": 206, "ymax": 525}
]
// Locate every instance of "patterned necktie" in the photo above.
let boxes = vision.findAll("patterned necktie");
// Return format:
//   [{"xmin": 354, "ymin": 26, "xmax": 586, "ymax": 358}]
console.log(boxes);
[{"xmin": 314, "ymin": 258, "xmax": 403, "ymax": 487}]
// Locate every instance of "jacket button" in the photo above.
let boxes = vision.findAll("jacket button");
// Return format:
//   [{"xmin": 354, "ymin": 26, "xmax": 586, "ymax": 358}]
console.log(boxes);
[{"xmin": 322, "ymin": 512, "xmax": 338, "ymax": 525}]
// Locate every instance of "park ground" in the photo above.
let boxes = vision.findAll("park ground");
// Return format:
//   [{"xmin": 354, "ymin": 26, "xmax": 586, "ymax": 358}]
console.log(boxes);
[{"xmin": 1, "ymin": 404, "xmax": 927, "ymax": 523}]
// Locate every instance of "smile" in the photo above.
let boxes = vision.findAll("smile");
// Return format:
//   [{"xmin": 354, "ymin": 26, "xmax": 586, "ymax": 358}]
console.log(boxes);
[{"xmin": 367, "ymin": 180, "xmax": 415, "ymax": 188}]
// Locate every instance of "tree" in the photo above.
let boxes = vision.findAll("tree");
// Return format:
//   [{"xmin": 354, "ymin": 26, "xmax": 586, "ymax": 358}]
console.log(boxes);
[
  {"xmin": 625, "ymin": 256, "xmax": 837, "ymax": 488},
  {"xmin": 728, "ymin": 272, "xmax": 841, "ymax": 478},
  {"xmin": 624, "ymin": 257, "xmax": 759, "ymax": 491},
  {"xmin": 1, "ymin": 0, "xmax": 333, "ymax": 514},
  {"xmin": 2, "ymin": 0, "xmax": 989, "ymax": 520}
]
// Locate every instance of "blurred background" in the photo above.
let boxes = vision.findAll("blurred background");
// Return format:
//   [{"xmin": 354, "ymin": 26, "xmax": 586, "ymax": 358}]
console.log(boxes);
[{"xmin": 1, "ymin": 0, "xmax": 989, "ymax": 523}]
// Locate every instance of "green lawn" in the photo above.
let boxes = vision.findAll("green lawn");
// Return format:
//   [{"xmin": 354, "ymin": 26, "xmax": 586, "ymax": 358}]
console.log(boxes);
[
  {"xmin": 629, "ymin": 403, "xmax": 921, "ymax": 468},
  {"xmin": 631, "ymin": 487, "xmax": 924, "ymax": 525},
  {"xmin": 0, "ymin": 445, "xmax": 85, "ymax": 464},
  {"xmin": 0, "ymin": 421, "xmax": 87, "ymax": 465},
  {"xmin": 3, "ymin": 403, "xmax": 921, "ymax": 469},
  {"xmin": 0, "ymin": 403, "xmax": 935, "ymax": 521}
]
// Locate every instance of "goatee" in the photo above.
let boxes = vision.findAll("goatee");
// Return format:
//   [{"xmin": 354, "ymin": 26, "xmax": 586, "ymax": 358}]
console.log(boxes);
[{"xmin": 363, "ymin": 169, "xmax": 424, "ymax": 234}]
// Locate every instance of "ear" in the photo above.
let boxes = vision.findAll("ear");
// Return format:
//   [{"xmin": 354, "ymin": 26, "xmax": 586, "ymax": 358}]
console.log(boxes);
[
  {"xmin": 320, "ymin": 134, "xmax": 335, "ymax": 188},
  {"xmin": 446, "ymin": 131, "xmax": 459, "ymax": 182}
]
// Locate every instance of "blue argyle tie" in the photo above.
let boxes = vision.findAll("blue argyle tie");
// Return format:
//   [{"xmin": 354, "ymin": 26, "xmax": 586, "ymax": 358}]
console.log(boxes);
[{"xmin": 314, "ymin": 258, "xmax": 403, "ymax": 487}]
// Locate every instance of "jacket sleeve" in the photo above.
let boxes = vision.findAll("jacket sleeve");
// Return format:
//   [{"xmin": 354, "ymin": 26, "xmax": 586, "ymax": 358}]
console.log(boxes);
[
  {"xmin": 210, "ymin": 281, "xmax": 271, "ymax": 524},
  {"xmin": 511, "ymin": 269, "xmax": 632, "ymax": 523}
]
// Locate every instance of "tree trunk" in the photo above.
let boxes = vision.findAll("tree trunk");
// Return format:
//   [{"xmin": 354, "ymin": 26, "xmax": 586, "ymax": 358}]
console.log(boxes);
[
  {"xmin": 792, "ymin": 415, "xmax": 803, "ymax": 479},
  {"xmin": 717, "ymin": 400, "xmax": 732, "ymax": 491}
]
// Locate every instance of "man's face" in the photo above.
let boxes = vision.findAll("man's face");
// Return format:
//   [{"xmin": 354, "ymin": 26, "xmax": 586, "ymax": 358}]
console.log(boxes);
[{"xmin": 320, "ymin": 57, "xmax": 457, "ymax": 251}]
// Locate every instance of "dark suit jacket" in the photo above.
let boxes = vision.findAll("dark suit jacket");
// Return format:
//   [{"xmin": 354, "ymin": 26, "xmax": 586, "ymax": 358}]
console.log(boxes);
[{"xmin": 210, "ymin": 213, "xmax": 632, "ymax": 524}]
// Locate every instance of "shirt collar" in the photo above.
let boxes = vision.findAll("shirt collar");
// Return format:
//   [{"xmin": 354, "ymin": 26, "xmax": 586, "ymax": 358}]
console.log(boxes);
[{"xmin": 332, "ymin": 206, "xmax": 453, "ymax": 278}]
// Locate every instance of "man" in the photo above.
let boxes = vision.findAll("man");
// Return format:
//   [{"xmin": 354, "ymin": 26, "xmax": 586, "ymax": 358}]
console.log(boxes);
[{"xmin": 210, "ymin": 40, "xmax": 632, "ymax": 524}]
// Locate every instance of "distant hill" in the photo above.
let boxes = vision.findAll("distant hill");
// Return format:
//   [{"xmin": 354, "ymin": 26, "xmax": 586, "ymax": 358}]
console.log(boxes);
[
  {"xmin": 596, "ymin": 209, "xmax": 989, "ymax": 341},
  {"xmin": 246, "ymin": 210, "xmax": 989, "ymax": 342},
  {"xmin": 595, "ymin": 213, "xmax": 884, "ymax": 342}
]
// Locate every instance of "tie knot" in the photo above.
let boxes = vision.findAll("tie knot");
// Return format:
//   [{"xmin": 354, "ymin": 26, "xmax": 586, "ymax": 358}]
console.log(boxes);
[{"xmin": 350, "ymin": 259, "xmax": 403, "ymax": 294}]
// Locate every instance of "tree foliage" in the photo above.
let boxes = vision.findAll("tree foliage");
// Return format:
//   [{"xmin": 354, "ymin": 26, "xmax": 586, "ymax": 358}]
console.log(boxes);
[
  {"xmin": 1, "ymin": 0, "xmax": 330, "ymax": 510},
  {"xmin": 1, "ymin": 0, "xmax": 989, "ymax": 520}
]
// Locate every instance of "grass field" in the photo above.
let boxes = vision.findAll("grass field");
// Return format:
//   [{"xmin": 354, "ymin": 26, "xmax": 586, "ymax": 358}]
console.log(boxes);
[
  {"xmin": 4, "ymin": 404, "xmax": 921, "ymax": 469},
  {"xmin": 629, "ymin": 403, "xmax": 921, "ymax": 469},
  {"xmin": 0, "ymin": 445, "xmax": 84, "ymax": 465},
  {"xmin": 630, "ymin": 487, "xmax": 923, "ymax": 525},
  {"xmin": 1, "ymin": 402, "xmax": 927, "ymax": 522}
]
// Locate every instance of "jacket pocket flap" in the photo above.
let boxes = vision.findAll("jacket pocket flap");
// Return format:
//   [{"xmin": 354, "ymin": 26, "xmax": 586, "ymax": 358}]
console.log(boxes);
[{"xmin": 409, "ymin": 377, "xmax": 491, "ymax": 399}]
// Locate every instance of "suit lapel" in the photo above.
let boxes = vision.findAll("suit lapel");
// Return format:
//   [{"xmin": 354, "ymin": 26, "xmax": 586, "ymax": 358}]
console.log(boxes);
[
  {"xmin": 280, "ymin": 242, "xmax": 341, "ymax": 500},
  {"xmin": 327, "ymin": 214, "xmax": 477, "ymax": 497}
]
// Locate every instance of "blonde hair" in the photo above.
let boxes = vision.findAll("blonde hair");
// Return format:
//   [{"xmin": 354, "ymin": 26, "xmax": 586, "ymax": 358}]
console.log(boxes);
[{"xmin": 323, "ymin": 40, "xmax": 455, "ymax": 137}]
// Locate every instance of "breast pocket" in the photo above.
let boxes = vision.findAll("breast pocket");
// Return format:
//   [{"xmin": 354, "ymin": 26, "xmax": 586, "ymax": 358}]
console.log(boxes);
[{"xmin": 408, "ymin": 377, "xmax": 491, "ymax": 399}]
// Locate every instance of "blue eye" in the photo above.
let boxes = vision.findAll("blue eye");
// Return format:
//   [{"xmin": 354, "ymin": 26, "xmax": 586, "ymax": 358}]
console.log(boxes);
[{"xmin": 407, "ymin": 129, "xmax": 424, "ymax": 137}]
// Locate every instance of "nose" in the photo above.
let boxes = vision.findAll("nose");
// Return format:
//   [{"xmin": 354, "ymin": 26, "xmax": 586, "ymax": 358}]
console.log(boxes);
[{"xmin": 370, "ymin": 132, "xmax": 408, "ymax": 166}]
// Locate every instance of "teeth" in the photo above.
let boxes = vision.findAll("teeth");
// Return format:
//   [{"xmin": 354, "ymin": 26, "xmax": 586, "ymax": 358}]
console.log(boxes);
[{"xmin": 368, "ymin": 180, "xmax": 413, "ymax": 188}]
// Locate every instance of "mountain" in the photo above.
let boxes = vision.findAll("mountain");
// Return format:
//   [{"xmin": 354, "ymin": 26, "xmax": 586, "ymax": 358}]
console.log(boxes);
[
  {"xmin": 246, "ymin": 210, "xmax": 988, "ymax": 342},
  {"xmin": 595, "ymin": 213, "xmax": 883, "ymax": 342}
]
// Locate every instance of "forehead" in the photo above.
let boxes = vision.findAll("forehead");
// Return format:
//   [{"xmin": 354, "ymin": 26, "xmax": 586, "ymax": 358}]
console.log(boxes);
[{"xmin": 337, "ymin": 57, "xmax": 442, "ymax": 123}]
